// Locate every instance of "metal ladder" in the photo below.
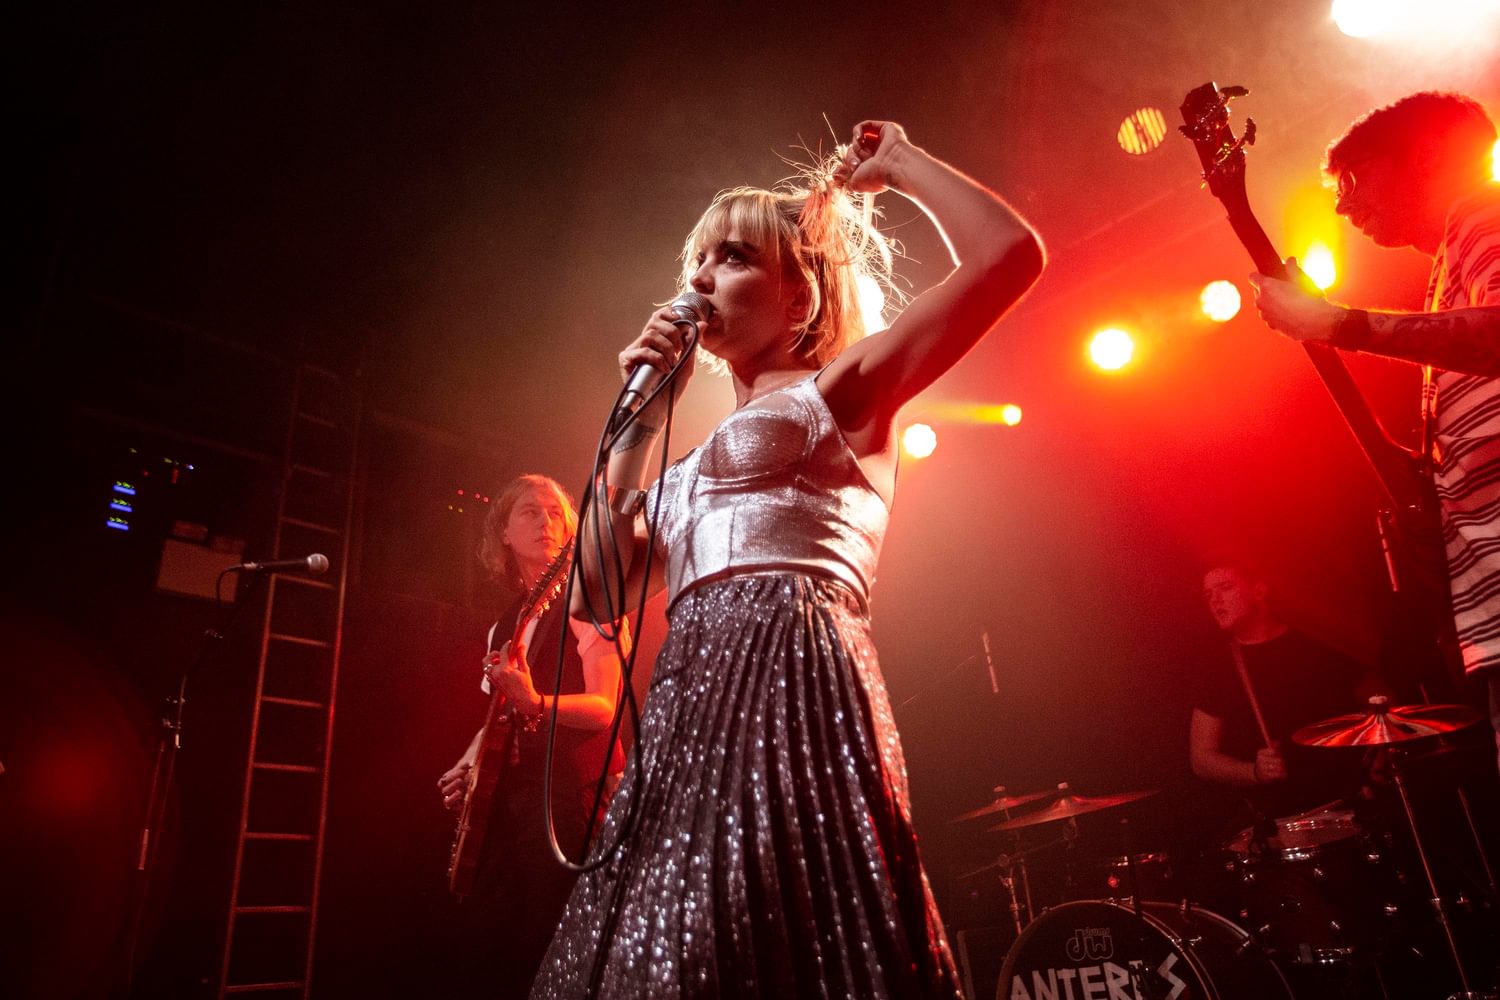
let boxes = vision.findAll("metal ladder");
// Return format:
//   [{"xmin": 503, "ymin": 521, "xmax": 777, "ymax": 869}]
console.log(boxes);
[{"xmin": 217, "ymin": 364, "xmax": 357, "ymax": 998}]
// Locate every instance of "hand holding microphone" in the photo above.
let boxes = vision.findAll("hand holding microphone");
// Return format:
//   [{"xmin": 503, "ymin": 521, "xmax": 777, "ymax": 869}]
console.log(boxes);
[{"xmin": 615, "ymin": 291, "xmax": 711, "ymax": 420}]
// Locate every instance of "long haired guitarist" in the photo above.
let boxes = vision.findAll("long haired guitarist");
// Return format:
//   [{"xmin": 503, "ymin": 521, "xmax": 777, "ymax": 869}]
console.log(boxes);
[
  {"xmin": 1246, "ymin": 92, "xmax": 1500, "ymax": 773},
  {"xmin": 436, "ymin": 473, "xmax": 627, "ymax": 998}
]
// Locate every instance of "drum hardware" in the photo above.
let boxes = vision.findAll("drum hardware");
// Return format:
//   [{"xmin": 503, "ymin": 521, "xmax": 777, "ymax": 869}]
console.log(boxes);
[
  {"xmin": 949, "ymin": 785, "xmax": 1056, "ymax": 824},
  {"xmin": 983, "ymin": 783, "xmax": 1158, "ymax": 833},
  {"xmin": 959, "ymin": 835, "xmax": 1064, "ymax": 937},
  {"xmin": 1223, "ymin": 802, "xmax": 1392, "ymax": 967},
  {"xmin": 1291, "ymin": 695, "xmax": 1482, "ymax": 748},
  {"xmin": 1292, "ymin": 698, "xmax": 1495, "ymax": 999},
  {"xmin": 953, "ymin": 784, "xmax": 1059, "ymax": 935}
]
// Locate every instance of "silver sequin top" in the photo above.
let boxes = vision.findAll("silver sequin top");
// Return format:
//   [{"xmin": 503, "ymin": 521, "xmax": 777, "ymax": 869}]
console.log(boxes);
[{"xmin": 648, "ymin": 373, "xmax": 890, "ymax": 610}]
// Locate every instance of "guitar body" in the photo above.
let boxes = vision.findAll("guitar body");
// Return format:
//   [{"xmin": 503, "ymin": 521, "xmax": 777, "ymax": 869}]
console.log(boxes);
[
  {"xmin": 447, "ymin": 542, "xmax": 574, "ymax": 898},
  {"xmin": 1179, "ymin": 84, "xmax": 1462, "ymax": 697}
]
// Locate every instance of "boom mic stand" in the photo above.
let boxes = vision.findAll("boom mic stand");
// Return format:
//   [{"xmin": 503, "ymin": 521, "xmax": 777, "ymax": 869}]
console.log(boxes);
[{"xmin": 120, "ymin": 570, "xmax": 259, "ymax": 997}]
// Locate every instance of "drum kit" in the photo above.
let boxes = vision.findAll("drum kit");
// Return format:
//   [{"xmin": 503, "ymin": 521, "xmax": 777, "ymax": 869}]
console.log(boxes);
[{"xmin": 953, "ymin": 699, "xmax": 1499, "ymax": 999}]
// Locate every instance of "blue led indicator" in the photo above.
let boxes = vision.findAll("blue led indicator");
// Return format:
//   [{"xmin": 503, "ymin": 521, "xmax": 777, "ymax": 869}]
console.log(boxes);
[
  {"xmin": 105, "ymin": 519, "xmax": 130, "ymax": 532},
  {"xmin": 110, "ymin": 501, "xmax": 133, "ymax": 513},
  {"xmin": 113, "ymin": 482, "xmax": 137, "ymax": 496}
]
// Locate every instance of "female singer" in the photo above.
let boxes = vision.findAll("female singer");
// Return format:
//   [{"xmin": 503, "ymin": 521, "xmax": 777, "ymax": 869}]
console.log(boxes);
[{"xmin": 534, "ymin": 121, "xmax": 1043, "ymax": 998}]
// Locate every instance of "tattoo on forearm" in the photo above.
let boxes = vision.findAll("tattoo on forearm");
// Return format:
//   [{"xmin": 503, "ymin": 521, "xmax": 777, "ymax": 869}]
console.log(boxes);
[
  {"xmin": 610, "ymin": 420, "xmax": 660, "ymax": 455},
  {"xmin": 1370, "ymin": 307, "xmax": 1500, "ymax": 377}
]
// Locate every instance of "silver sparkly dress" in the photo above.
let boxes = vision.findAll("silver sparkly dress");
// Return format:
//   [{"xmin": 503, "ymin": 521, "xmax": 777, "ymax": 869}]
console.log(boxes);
[{"xmin": 529, "ymin": 374, "xmax": 963, "ymax": 999}]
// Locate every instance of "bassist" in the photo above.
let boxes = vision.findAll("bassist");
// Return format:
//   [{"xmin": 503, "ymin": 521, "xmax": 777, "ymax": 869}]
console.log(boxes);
[{"xmin": 1248, "ymin": 92, "xmax": 1500, "ymax": 773}]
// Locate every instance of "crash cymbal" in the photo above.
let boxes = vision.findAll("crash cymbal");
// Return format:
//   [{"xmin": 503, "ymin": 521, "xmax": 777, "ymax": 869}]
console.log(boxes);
[
  {"xmin": 984, "ymin": 783, "xmax": 1156, "ymax": 833},
  {"xmin": 1293, "ymin": 699, "xmax": 1482, "ymax": 748},
  {"xmin": 950, "ymin": 788, "xmax": 1055, "ymax": 824}
]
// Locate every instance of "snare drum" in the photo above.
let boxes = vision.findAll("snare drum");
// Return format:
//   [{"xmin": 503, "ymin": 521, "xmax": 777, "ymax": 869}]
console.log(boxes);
[
  {"xmin": 1224, "ymin": 807, "xmax": 1387, "ymax": 965},
  {"xmin": 999, "ymin": 899, "xmax": 1292, "ymax": 1000}
]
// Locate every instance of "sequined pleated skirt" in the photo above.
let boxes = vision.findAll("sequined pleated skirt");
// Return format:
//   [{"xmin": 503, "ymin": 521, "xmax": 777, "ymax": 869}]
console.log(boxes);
[{"xmin": 529, "ymin": 573, "xmax": 963, "ymax": 999}]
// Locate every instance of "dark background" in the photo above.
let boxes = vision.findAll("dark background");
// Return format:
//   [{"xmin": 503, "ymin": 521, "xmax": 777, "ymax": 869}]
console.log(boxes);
[{"xmin": 7, "ymin": 1, "xmax": 1500, "ymax": 997}]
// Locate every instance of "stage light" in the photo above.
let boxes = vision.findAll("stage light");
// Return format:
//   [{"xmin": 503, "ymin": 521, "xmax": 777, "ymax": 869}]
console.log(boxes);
[
  {"xmin": 902, "ymin": 423, "xmax": 937, "ymax": 459},
  {"xmin": 857, "ymin": 273, "xmax": 887, "ymax": 334},
  {"xmin": 1332, "ymin": 0, "xmax": 1397, "ymax": 38},
  {"xmin": 1302, "ymin": 243, "xmax": 1337, "ymax": 290},
  {"xmin": 1089, "ymin": 328, "xmax": 1135, "ymax": 371},
  {"xmin": 1200, "ymin": 280, "xmax": 1242, "ymax": 322},
  {"xmin": 1493, "ymin": 139, "xmax": 1499, "ymax": 181},
  {"xmin": 1001, "ymin": 404, "xmax": 1023, "ymax": 427},
  {"xmin": 1117, "ymin": 108, "xmax": 1168, "ymax": 156}
]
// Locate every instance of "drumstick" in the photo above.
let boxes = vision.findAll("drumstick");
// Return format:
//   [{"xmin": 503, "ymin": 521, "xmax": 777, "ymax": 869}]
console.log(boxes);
[{"xmin": 1228, "ymin": 640, "xmax": 1274, "ymax": 749}]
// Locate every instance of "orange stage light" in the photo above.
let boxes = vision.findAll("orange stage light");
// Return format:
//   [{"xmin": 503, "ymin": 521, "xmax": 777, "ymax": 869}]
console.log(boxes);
[
  {"xmin": 1200, "ymin": 280, "xmax": 1242, "ymax": 322},
  {"xmin": 1117, "ymin": 108, "xmax": 1168, "ymax": 156},
  {"xmin": 1301, "ymin": 243, "xmax": 1337, "ymax": 290},
  {"xmin": 1089, "ymin": 328, "xmax": 1135, "ymax": 371},
  {"xmin": 1493, "ymin": 139, "xmax": 1499, "ymax": 182},
  {"xmin": 902, "ymin": 423, "xmax": 937, "ymax": 459}
]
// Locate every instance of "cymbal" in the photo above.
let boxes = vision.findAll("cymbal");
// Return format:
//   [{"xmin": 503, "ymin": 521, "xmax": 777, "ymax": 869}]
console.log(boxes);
[
  {"xmin": 950, "ymin": 789, "xmax": 1055, "ymax": 824},
  {"xmin": 984, "ymin": 783, "xmax": 1157, "ymax": 833},
  {"xmin": 1293, "ymin": 701, "xmax": 1482, "ymax": 748}
]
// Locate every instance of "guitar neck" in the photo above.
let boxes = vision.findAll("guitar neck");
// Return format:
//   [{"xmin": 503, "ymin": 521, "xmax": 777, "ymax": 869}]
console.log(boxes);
[{"xmin": 1218, "ymin": 193, "xmax": 1412, "ymax": 510}]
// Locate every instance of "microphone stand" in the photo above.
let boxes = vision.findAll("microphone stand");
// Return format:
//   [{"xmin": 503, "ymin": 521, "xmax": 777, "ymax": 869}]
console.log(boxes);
[{"xmin": 120, "ymin": 570, "xmax": 259, "ymax": 997}]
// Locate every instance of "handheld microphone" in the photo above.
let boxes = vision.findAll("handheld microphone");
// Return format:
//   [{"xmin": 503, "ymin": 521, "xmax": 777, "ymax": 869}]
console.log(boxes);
[
  {"xmin": 234, "ymin": 553, "xmax": 330, "ymax": 575},
  {"xmin": 617, "ymin": 292, "xmax": 711, "ymax": 417}
]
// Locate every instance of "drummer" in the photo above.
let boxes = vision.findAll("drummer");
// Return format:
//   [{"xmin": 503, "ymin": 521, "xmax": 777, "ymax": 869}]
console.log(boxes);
[{"xmin": 1188, "ymin": 557, "xmax": 1384, "ymax": 820}]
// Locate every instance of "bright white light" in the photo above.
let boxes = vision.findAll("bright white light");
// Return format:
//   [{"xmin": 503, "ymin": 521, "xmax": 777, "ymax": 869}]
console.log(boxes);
[
  {"xmin": 1200, "ymin": 280, "xmax": 1242, "ymax": 322},
  {"xmin": 902, "ymin": 423, "xmax": 937, "ymax": 459},
  {"xmin": 1089, "ymin": 328, "xmax": 1135, "ymax": 371},
  {"xmin": 1000, "ymin": 404, "xmax": 1023, "ymax": 427},
  {"xmin": 856, "ymin": 273, "xmax": 887, "ymax": 335},
  {"xmin": 1332, "ymin": 0, "xmax": 1398, "ymax": 37},
  {"xmin": 1302, "ymin": 244, "xmax": 1338, "ymax": 290},
  {"xmin": 1333, "ymin": 0, "xmax": 1500, "ymax": 48}
]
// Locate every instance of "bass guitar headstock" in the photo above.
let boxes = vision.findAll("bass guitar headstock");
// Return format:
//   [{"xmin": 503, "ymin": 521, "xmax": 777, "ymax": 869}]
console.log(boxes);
[
  {"xmin": 1179, "ymin": 82, "xmax": 1285, "ymax": 279},
  {"xmin": 1179, "ymin": 83, "xmax": 1256, "ymax": 203}
]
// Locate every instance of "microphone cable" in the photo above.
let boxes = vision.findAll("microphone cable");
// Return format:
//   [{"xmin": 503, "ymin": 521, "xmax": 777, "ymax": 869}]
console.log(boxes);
[{"xmin": 538, "ymin": 315, "xmax": 700, "ymax": 875}]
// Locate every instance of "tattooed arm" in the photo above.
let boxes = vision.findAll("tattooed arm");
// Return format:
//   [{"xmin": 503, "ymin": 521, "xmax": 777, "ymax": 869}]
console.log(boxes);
[
  {"xmin": 1249, "ymin": 271, "xmax": 1500, "ymax": 377},
  {"xmin": 569, "ymin": 305, "xmax": 696, "ymax": 620}
]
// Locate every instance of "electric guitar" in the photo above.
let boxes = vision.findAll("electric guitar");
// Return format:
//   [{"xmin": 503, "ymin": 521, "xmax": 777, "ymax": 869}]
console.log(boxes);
[
  {"xmin": 1177, "ymin": 82, "xmax": 1460, "ymax": 693},
  {"xmin": 448, "ymin": 541, "xmax": 574, "ymax": 898}
]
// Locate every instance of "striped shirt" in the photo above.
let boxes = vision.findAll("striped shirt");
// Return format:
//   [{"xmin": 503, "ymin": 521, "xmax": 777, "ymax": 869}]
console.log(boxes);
[{"xmin": 1426, "ymin": 185, "xmax": 1500, "ymax": 675}]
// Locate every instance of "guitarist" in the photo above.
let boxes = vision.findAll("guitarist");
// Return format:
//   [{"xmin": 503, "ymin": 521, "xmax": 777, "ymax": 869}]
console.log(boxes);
[
  {"xmin": 437, "ymin": 473, "xmax": 627, "ymax": 998},
  {"xmin": 1249, "ymin": 91, "xmax": 1500, "ymax": 774}
]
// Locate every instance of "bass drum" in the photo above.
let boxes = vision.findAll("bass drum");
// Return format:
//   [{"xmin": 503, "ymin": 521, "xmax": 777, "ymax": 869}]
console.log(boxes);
[{"xmin": 997, "ymin": 900, "xmax": 1292, "ymax": 1000}]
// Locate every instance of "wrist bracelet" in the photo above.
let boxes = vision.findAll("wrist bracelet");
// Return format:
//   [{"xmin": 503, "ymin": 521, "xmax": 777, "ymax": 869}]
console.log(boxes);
[
  {"xmin": 1331, "ymin": 308, "xmax": 1371, "ymax": 351},
  {"xmin": 605, "ymin": 485, "xmax": 646, "ymax": 516}
]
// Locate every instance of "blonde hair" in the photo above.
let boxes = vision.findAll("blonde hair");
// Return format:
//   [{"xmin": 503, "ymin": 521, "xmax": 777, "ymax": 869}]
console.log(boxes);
[
  {"xmin": 478, "ymin": 474, "xmax": 578, "ymax": 588},
  {"xmin": 678, "ymin": 154, "xmax": 895, "ymax": 372}
]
